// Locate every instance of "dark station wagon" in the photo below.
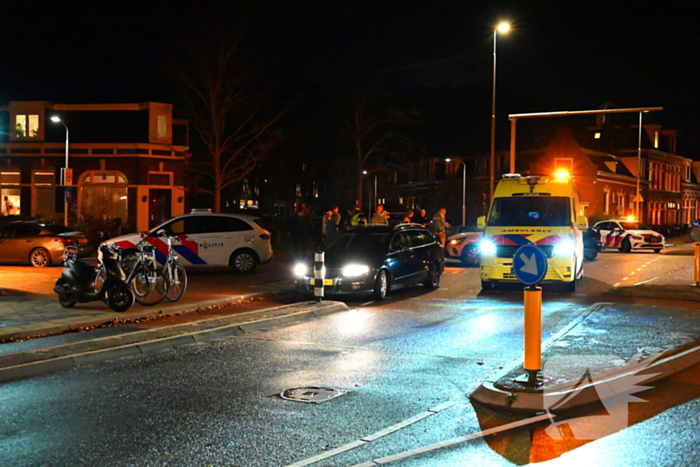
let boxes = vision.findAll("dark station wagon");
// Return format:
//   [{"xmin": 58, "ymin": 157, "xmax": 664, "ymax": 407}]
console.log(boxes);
[{"xmin": 294, "ymin": 224, "xmax": 445, "ymax": 300}]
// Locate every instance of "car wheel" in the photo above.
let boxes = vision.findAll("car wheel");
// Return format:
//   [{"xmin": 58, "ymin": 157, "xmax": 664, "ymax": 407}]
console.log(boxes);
[
  {"xmin": 230, "ymin": 249, "xmax": 258, "ymax": 274},
  {"xmin": 654, "ymin": 248, "xmax": 662, "ymax": 253},
  {"xmin": 373, "ymin": 270, "xmax": 388, "ymax": 301},
  {"xmin": 619, "ymin": 239, "xmax": 632, "ymax": 253},
  {"xmin": 460, "ymin": 244, "xmax": 480, "ymax": 267},
  {"xmin": 29, "ymin": 248, "xmax": 51, "ymax": 267},
  {"xmin": 423, "ymin": 261, "xmax": 441, "ymax": 289}
]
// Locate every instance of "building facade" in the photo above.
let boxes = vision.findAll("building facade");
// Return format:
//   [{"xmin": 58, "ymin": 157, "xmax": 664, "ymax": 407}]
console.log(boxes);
[{"xmin": 0, "ymin": 101, "xmax": 189, "ymax": 233}]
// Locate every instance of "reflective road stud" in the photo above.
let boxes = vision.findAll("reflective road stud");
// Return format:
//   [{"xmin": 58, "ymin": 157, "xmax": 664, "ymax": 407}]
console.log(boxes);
[
  {"xmin": 524, "ymin": 285, "xmax": 542, "ymax": 384},
  {"xmin": 314, "ymin": 250, "xmax": 324, "ymax": 302}
]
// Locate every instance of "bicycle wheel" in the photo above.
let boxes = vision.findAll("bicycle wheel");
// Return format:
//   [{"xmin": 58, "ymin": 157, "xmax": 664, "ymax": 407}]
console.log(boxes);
[
  {"xmin": 165, "ymin": 262, "xmax": 188, "ymax": 302},
  {"xmin": 129, "ymin": 265, "xmax": 168, "ymax": 306}
]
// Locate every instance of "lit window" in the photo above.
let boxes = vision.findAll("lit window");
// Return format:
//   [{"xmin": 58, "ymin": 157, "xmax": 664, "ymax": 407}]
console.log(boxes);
[
  {"xmin": 15, "ymin": 114, "xmax": 39, "ymax": 138},
  {"xmin": 157, "ymin": 115, "xmax": 167, "ymax": 139},
  {"xmin": 594, "ymin": 132, "xmax": 601, "ymax": 139}
]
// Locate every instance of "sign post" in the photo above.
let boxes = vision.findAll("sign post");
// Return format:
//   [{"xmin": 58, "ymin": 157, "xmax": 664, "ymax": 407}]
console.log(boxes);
[
  {"xmin": 691, "ymin": 220, "xmax": 700, "ymax": 287},
  {"xmin": 513, "ymin": 244, "xmax": 548, "ymax": 386}
]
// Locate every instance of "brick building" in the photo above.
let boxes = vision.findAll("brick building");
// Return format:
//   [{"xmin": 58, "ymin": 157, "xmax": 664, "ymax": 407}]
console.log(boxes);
[{"xmin": 0, "ymin": 101, "xmax": 189, "ymax": 232}]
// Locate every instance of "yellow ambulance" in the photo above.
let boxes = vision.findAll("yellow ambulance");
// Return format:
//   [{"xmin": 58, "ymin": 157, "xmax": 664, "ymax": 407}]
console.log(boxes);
[{"xmin": 476, "ymin": 172, "xmax": 587, "ymax": 291}]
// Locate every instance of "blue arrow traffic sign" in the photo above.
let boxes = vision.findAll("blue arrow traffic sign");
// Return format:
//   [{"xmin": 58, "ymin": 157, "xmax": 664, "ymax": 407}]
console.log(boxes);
[{"xmin": 513, "ymin": 244, "xmax": 548, "ymax": 285}]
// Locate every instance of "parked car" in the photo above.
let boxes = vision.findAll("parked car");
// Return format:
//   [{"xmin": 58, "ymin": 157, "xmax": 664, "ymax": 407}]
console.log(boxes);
[
  {"xmin": 0, "ymin": 221, "xmax": 91, "ymax": 267},
  {"xmin": 592, "ymin": 218, "xmax": 665, "ymax": 253},
  {"xmin": 293, "ymin": 224, "xmax": 445, "ymax": 300},
  {"xmin": 444, "ymin": 231, "xmax": 482, "ymax": 266},
  {"xmin": 102, "ymin": 210, "xmax": 273, "ymax": 273}
]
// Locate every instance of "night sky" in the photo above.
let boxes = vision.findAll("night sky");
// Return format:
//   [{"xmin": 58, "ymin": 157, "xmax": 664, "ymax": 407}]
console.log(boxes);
[{"xmin": 3, "ymin": 1, "xmax": 700, "ymax": 156}]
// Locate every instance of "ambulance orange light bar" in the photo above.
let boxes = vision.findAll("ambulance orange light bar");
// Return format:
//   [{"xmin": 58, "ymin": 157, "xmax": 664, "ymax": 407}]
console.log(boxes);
[
  {"xmin": 626, "ymin": 215, "xmax": 636, "ymax": 221},
  {"xmin": 554, "ymin": 170, "xmax": 570, "ymax": 181}
]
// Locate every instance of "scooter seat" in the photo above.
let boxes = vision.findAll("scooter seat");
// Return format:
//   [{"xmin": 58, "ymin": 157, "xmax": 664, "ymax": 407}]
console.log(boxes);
[{"xmin": 67, "ymin": 258, "xmax": 97, "ymax": 276}]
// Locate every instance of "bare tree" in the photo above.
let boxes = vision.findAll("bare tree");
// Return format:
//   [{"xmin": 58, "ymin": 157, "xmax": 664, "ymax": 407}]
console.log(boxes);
[
  {"xmin": 345, "ymin": 97, "xmax": 417, "ymax": 208},
  {"xmin": 171, "ymin": 25, "xmax": 285, "ymax": 212}
]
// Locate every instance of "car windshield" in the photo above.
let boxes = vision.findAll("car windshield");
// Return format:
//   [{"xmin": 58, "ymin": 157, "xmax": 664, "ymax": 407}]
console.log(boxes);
[
  {"xmin": 325, "ymin": 231, "xmax": 391, "ymax": 255},
  {"xmin": 488, "ymin": 197, "xmax": 571, "ymax": 227},
  {"xmin": 619, "ymin": 221, "xmax": 651, "ymax": 230}
]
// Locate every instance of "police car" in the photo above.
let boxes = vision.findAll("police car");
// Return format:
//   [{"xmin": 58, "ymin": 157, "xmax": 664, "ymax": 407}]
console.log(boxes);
[
  {"xmin": 102, "ymin": 210, "xmax": 273, "ymax": 273},
  {"xmin": 445, "ymin": 231, "xmax": 482, "ymax": 266},
  {"xmin": 592, "ymin": 218, "xmax": 665, "ymax": 253}
]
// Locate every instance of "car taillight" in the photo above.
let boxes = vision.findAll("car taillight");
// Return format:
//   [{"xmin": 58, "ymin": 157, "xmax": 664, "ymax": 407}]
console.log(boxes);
[
  {"xmin": 55, "ymin": 238, "xmax": 75, "ymax": 245},
  {"xmin": 259, "ymin": 233, "xmax": 270, "ymax": 240}
]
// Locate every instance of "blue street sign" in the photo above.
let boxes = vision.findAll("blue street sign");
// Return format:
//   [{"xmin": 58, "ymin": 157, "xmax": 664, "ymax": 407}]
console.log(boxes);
[
  {"xmin": 64, "ymin": 187, "xmax": 73, "ymax": 204},
  {"xmin": 513, "ymin": 244, "xmax": 548, "ymax": 285}
]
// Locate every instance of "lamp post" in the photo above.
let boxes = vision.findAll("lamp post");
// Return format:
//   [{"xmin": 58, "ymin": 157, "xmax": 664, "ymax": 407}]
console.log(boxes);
[
  {"xmin": 634, "ymin": 111, "xmax": 648, "ymax": 221},
  {"xmin": 489, "ymin": 21, "xmax": 511, "ymax": 201},
  {"xmin": 51, "ymin": 116, "xmax": 70, "ymax": 226},
  {"xmin": 446, "ymin": 158, "xmax": 466, "ymax": 227}
]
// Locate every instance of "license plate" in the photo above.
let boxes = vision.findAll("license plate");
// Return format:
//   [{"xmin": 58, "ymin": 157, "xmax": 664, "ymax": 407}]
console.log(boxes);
[{"xmin": 308, "ymin": 278, "xmax": 333, "ymax": 286}]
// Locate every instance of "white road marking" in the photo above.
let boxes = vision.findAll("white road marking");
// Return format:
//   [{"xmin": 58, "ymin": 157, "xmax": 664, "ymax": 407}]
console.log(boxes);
[
  {"xmin": 360, "ymin": 301, "xmax": 375, "ymax": 307},
  {"xmin": 347, "ymin": 413, "xmax": 554, "ymax": 467},
  {"xmin": 284, "ymin": 402, "xmax": 458, "ymax": 467}
]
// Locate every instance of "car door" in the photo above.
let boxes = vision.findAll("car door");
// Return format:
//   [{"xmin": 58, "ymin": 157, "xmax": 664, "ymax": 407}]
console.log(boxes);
[
  {"xmin": 208, "ymin": 216, "xmax": 255, "ymax": 266},
  {"xmin": 387, "ymin": 232, "xmax": 413, "ymax": 285},
  {"xmin": 0, "ymin": 225, "xmax": 16, "ymax": 263},
  {"xmin": 404, "ymin": 229, "xmax": 430, "ymax": 284},
  {"xmin": 596, "ymin": 222, "xmax": 614, "ymax": 249},
  {"xmin": 159, "ymin": 216, "xmax": 215, "ymax": 266},
  {"xmin": 2, "ymin": 223, "xmax": 42, "ymax": 263}
]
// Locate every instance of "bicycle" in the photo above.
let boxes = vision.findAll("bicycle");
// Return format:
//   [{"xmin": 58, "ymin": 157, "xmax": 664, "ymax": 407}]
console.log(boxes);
[
  {"xmin": 160, "ymin": 233, "xmax": 188, "ymax": 302},
  {"xmin": 123, "ymin": 234, "xmax": 168, "ymax": 306}
]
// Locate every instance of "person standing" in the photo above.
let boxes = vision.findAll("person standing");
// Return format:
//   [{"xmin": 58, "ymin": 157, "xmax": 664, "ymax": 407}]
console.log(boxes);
[
  {"xmin": 431, "ymin": 207, "xmax": 450, "ymax": 247},
  {"xmin": 413, "ymin": 208, "xmax": 429, "ymax": 227},
  {"xmin": 324, "ymin": 205, "xmax": 342, "ymax": 244},
  {"xmin": 287, "ymin": 205, "xmax": 314, "ymax": 261},
  {"xmin": 370, "ymin": 204, "xmax": 389, "ymax": 225},
  {"xmin": 401, "ymin": 209, "xmax": 414, "ymax": 224}
]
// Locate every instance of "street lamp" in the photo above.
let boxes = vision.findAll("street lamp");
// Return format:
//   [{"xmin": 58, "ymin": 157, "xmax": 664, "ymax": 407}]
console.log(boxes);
[
  {"xmin": 635, "ymin": 111, "xmax": 649, "ymax": 221},
  {"xmin": 489, "ymin": 21, "xmax": 511, "ymax": 201},
  {"xmin": 445, "ymin": 158, "xmax": 466, "ymax": 227},
  {"xmin": 51, "ymin": 116, "xmax": 70, "ymax": 226}
]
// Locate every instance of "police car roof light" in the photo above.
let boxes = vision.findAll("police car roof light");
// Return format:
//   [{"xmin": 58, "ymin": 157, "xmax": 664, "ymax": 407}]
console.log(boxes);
[{"xmin": 191, "ymin": 208, "xmax": 212, "ymax": 214}]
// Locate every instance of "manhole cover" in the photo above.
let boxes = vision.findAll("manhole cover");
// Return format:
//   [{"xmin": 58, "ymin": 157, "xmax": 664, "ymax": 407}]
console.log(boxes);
[{"xmin": 279, "ymin": 387, "xmax": 349, "ymax": 404}]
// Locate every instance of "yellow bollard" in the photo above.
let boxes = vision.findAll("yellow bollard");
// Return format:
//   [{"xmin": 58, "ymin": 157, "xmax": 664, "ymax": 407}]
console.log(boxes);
[
  {"xmin": 524, "ymin": 286, "xmax": 542, "ymax": 375},
  {"xmin": 695, "ymin": 243, "xmax": 700, "ymax": 286}
]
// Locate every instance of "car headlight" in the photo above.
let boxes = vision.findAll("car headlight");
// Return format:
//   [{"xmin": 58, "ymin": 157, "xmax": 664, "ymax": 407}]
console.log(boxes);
[
  {"xmin": 632, "ymin": 235, "xmax": 643, "ymax": 240},
  {"xmin": 479, "ymin": 240, "xmax": 497, "ymax": 256},
  {"xmin": 342, "ymin": 264, "xmax": 370, "ymax": 277},
  {"xmin": 293, "ymin": 263, "xmax": 308, "ymax": 277},
  {"xmin": 553, "ymin": 239, "xmax": 576, "ymax": 256},
  {"xmin": 449, "ymin": 237, "xmax": 466, "ymax": 246}
]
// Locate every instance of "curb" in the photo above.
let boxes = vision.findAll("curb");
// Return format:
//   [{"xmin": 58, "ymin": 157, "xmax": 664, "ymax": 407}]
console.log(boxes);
[
  {"xmin": 0, "ymin": 283, "xmax": 299, "ymax": 341},
  {"xmin": 607, "ymin": 287, "xmax": 700, "ymax": 302},
  {"xmin": 0, "ymin": 300, "xmax": 348, "ymax": 384},
  {"xmin": 470, "ymin": 342, "xmax": 700, "ymax": 413},
  {"xmin": 469, "ymin": 301, "xmax": 700, "ymax": 413}
]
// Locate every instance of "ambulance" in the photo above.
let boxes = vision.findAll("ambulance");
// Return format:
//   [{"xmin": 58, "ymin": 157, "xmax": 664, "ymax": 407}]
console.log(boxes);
[{"xmin": 476, "ymin": 172, "xmax": 587, "ymax": 291}]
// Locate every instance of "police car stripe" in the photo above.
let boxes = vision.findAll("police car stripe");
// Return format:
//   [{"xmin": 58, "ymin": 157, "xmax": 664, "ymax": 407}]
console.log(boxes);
[{"xmin": 173, "ymin": 244, "xmax": 207, "ymax": 265}]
